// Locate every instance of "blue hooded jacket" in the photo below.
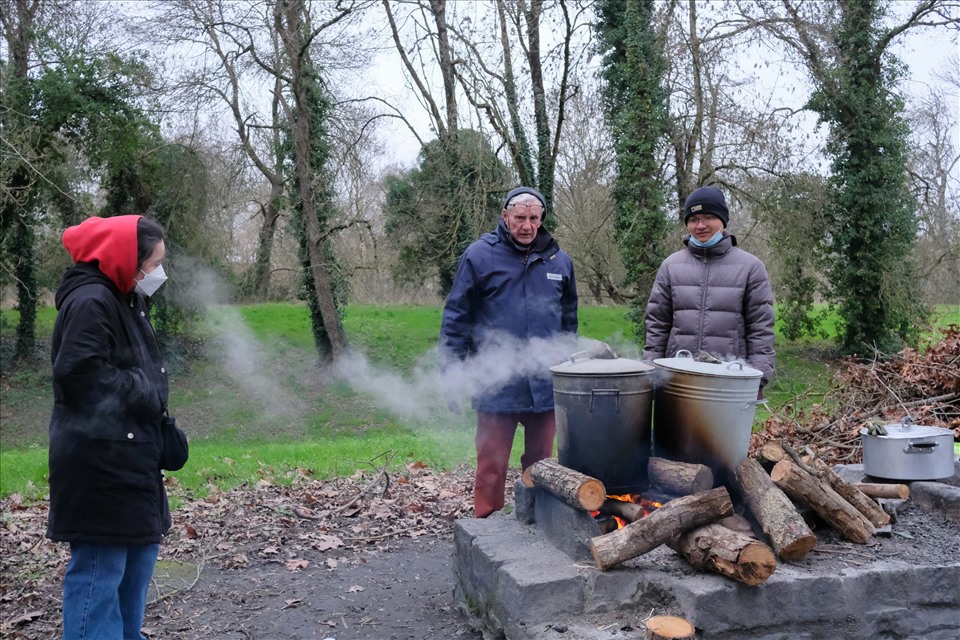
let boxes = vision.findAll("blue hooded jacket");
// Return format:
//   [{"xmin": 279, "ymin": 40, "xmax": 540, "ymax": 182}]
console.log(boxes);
[{"xmin": 439, "ymin": 217, "xmax": 578, "ymax": 413}]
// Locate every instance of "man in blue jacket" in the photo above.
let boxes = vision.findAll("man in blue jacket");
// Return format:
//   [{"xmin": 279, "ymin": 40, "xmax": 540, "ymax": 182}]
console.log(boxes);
[{"xmin": 439, "ymin": 186, "xmax": 578, "ymax": 517}]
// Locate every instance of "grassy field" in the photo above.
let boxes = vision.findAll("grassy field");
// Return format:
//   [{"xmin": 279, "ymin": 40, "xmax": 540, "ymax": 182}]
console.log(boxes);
[{"xmin": 2, "ymin": 303, "xmax": 957, "ymax": 501}]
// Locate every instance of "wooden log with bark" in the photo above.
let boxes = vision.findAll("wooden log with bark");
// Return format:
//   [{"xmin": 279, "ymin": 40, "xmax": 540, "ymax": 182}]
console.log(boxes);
[
  {"xmin": 755, "ymin": 441, "xmax": 788, "ymax": 470},
  {"xmin": 590, "ymin": 487, "xmax": 733, "ymax": 571},
  {"xmin": 644, "ymin": 615, "xmax": 695, "ymax": 640},
  {"xmin": 733, "ymin": 458, "xmax": 817, "ymax": 561},
  {"xmin": 648, "ymin": 457, "xmax": 714, "ymax": 495},
  {"xmin": 770, "ymin": 460, "xmax": 875, "ymax": 544},
  {"xmin": 522, "ymin": 458, "xmax": 606, "ymax": 512},
  {"xmin": 598, "ymin": 498, "xmax": 645, "ymax": 523},
  {"xmin": 852, "ymin": 482, "xmax": 910, "ymax": 500},
  {"xmin": 668, "ymin": 523, "xmax": 777, "ymax": 586},
  {"xmin": 806, "ymin": 457, "xmax": 890, "ymax": 527}
]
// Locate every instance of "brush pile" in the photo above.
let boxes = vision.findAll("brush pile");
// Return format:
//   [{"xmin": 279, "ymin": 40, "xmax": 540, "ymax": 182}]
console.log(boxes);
[{"xmin": 753, "ymin": 325, "xmax": 960, "ymax": 465}]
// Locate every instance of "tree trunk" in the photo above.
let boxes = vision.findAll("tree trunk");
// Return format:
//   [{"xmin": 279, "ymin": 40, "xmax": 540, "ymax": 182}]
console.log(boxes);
[
  {"xmin": 429, "ymin": 0, "xmax": 458, "ymax": 134},
  {"xmin": 669, "ymin": 523, "xmax": 777, "ymax": 586},
  {"xmin": 590, "ymin": 487, "xmax": 733, "ymax": 571},
  {"xmin": 770, "ymin": 460, "xmax": 874, "ymax": 544},
  {"xmin": 648, "ymin": 457, "xmax": 714, "ymax": 495},
  {"xmin": 733, "ymin": 458, "xmax": 817, "ymax": 561},
  {"xmin": 276, "ymin": 0, "xmax": 346, "ymax": 359},
  {"xmin": 523, "ymin": 458, "xmax": 606, "ymax": 512}
]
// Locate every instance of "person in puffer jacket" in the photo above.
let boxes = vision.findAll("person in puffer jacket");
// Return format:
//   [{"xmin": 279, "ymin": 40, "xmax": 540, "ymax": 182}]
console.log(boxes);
[
  {"xmin": 439, "ymin": 186, "xmax": 579, "ymax": 517},
  {"xmin": 47, "ymin": 215, "xmax": 188, "ymax": 640},
  {"xmin": 642, "ymin": 186, "xmax": 775, "ymax": 394}
]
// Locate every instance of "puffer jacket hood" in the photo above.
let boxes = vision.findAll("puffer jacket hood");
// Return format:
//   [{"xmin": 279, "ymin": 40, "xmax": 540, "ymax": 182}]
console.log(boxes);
[{"xmin": 62, "ymin": 215, "xmax": 142, "ymax": 295}]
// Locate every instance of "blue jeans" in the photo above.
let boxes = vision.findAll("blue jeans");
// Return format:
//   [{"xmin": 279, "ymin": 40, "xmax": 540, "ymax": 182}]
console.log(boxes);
[{"xmin": 62, "ymin": 542, "xmax": 160, "ymax": 640}]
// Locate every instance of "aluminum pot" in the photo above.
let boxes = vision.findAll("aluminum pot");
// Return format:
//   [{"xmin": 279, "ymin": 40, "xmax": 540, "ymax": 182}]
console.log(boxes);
[
  {"xmin": 550, "ymin": 354, "xmax": 655, "ymax": 494},
  {"xmin": 652, "ymin": 350, "xmax": 763, "ymax": 478},
  {"xmin": 859, "ymin": 419, "xmax": 955, "ymax": 481}
]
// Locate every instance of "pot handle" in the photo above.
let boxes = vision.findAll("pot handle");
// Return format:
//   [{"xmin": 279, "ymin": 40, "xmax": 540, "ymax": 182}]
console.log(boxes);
[
  {"xmin": 568, "ymin": 350, "xmax": 591, "ymax": 363},
  {"xmin": 589, "ymin": 388, "xmax": 621, "ymax": 413},
  {"xmin": 904, "ymin": 441, "xmax": 938, "ymax": 454}
]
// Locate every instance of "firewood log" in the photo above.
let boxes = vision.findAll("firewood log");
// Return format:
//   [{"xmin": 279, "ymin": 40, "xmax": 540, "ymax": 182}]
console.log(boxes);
[
  {"xmin": 598, "ymin": 498, "xmax": 646, "ymax": 523},
  {"xmin": 644, "ymin": 615, "xmax": 695, "ymax": 640},
  {"xmin": 668, "ymin": 523, "xmax": 777, "ymax": 586},
  {"xmin": 852, "ymin": 482, "xmax": 910, "ymax": 500},
  {"xmin": 648, "ymin": 457, "xmax": 714, "ymax": 495},
  {"xmin": 523, "ymin": 458, "xmax": 606, "ymax": 512},
  {"xmin": 806, "ymin": 457, "xmax": 890, "ymax": 527},
  {"xmin": 770, "ymin": 460, "xmax": 875, "ymax": 544},
  {"xmin": 589, "ymin": 487, "xmax": 733, "ymax": 571},
  {"xmin": 733, "ymin": 458, "xmax": 817, "ymax": 561},
  {"xmin": 755, "ymin": 441, "xmax": 788, "ymax": 470}
]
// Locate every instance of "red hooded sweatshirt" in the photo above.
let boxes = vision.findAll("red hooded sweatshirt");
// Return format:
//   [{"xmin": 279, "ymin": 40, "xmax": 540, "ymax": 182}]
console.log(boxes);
[{"xmin": 61, "ymin": 215, "xmax": 142, "ymax": 294}]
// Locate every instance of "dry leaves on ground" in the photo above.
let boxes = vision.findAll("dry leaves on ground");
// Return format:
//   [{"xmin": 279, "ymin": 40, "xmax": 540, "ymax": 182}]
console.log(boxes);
[{"xmin": 1, "ymin": 459, "xmax": 485, "ymax": 639}]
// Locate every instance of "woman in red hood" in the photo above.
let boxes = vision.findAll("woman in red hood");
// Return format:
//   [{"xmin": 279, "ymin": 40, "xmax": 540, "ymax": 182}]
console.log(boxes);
[{"xmin": 47, "ymin": 215, "xmax": 188, "ymax": 640}]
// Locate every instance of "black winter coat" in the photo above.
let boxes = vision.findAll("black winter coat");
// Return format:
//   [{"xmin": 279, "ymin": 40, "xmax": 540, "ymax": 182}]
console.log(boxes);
[{"xmin": 47, "ymin": 263, "xmax": 187, "ymax": 544}]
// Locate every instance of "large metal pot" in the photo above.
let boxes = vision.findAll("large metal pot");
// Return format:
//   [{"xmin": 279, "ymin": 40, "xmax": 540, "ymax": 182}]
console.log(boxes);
[
  {"xmin": 550, "ymin": 354, "xmax": 655, "ymax": 494},
  {"xmin": 652, "ymin": 350, "xmax": 763, "ymax": 478},
  {"xmin": 859, "ymin": 418, "xmax": 955, "ymax": 480}
]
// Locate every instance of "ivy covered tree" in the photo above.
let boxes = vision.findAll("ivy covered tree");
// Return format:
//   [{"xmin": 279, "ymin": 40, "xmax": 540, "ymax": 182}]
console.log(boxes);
[
  {"xmin": 274, "ymin": 0, "xmax": 351, "ymax": 361},
  {"xmin": 383, "ymin": 130, "xmax": 510, "ymax": 296},
  {"xmin": 810, "ymin": 1, "xmax": 925, "ymax": 354},
  {"xmin": 593, "ymin": 0, "xmax": 671, "ymax": 337},
  {"xmin": 747, "ymin": 0, "xmax": 948, "ymax": 354}
]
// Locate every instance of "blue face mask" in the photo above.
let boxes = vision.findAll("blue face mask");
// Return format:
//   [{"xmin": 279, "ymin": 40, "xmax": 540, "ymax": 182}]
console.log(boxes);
[{"xmin": 689, "ymin": 230, "xmax": 724, "ymax": 248}]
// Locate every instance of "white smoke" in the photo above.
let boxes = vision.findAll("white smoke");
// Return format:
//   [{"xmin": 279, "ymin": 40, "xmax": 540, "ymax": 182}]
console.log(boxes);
[{"xmin": 333, "ymin": 332, "xmax": 617, "ymax": 420}]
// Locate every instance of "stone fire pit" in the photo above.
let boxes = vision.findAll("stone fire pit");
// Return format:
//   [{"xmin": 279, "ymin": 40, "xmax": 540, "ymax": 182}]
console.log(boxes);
[{"xmin": 452, "ymin": 463, "xmax": 960, "ymax": 640}]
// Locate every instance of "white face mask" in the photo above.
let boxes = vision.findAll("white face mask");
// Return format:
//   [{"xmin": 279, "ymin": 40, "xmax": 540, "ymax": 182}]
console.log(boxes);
[{"xmin": 135, "ymin": 264, "xmax": 167, "ymax": 297}]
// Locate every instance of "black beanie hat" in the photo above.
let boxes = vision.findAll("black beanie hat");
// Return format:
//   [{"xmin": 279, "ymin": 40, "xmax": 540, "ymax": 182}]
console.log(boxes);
[
  {"xmin": 684, "ymin": 186, "xmax": 729, "ymax": 228},
  {"xmin": 502, "ymin": 186, "xmax": 547, "ymax": 212}
]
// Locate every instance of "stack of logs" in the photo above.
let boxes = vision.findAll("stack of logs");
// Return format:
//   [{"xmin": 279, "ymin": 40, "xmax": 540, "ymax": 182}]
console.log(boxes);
[{"xmin": 522, "ymin": 443, "xmax": 909, "ymax": 588}]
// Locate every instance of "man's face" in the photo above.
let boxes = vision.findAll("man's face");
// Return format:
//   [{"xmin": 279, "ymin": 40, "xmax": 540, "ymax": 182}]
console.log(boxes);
[
  {"xmin": 502, "ymin": 199, "xmax": 543, "ymax": 245},
  {"xmin": 686, "ymin": 214, "xmax": 724, "ymax": 243}
]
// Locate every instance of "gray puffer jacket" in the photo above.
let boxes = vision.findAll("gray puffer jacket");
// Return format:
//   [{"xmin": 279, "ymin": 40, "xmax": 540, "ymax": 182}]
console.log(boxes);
[{"xmin": 642, "ymin": 232, "xmax": 775, "ymax": 386}]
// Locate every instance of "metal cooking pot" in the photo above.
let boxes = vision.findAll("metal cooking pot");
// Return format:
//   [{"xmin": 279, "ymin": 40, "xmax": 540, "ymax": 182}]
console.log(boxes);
[
  {"xmin": 550, "ymin": 353, "xmax": 655, "ymax": 494},
  {"xmin": 652, "ymin": 350, "xmax": 763, "ymax": 478},
  {"xmin": 859, "ymin": 418, "xmax": 955, "ymax": 481}
]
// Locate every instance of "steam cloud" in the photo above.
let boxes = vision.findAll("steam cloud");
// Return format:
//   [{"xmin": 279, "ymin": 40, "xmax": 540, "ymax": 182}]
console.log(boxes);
[{"xmin": 333, "ymin": 332, "xmax": 635, "ymax": 420}]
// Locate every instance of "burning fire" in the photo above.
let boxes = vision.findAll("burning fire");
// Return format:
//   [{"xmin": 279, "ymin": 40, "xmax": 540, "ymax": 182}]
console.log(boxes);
[{"xmin": 591, "ymin": 494, "xmax": 662, "ymax": 529}]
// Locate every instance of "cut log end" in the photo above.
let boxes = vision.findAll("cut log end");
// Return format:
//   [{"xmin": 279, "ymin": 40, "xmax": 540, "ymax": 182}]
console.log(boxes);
[
  {"xmin": 578, "ymin": 480, "xmax": 606, "ymax": 512},
  {"xmin": 778, "ymin": 534, "xmax": 819, "ymax": 562},
  {"xmin": 645, "ymin": 615, "xmax": 695, "ymax": 640}
]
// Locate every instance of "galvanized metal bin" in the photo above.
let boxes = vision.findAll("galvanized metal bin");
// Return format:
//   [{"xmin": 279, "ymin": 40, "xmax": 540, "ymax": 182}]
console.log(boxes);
[
  {"xmin": 550, "ymin": 355, "xmax": 655, "ymax": 494},
  {"xmin": 652, "ymin": 350, "xmax": 763, "ymax": 477}
]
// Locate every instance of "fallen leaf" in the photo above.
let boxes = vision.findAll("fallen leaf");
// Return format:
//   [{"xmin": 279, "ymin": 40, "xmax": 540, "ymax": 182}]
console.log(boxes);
[
  {"xmin": 347, "ymin": 585, "xmax": 364, "ymax": 593},
  {"xmin": 284, "ymin": 559, "xmax": 309, "ymax": 571},
  {"xmin": 7, "ymin": 610, "xmax": 42, "ymax": 626},
  {"xmin": 325, "ymin": 558, "xmax": 339, "ymax": 570}
]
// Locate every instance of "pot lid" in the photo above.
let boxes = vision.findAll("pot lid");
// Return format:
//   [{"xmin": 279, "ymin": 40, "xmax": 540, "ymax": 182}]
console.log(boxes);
[
  {"xmin": 652, "ymin": 350, "xmax": 762, "ymax": 378},
  {"xmin": 858, "ymin": 422, "xmax": 954, "ymax": 439},
  {"xmin": 550, "ymin": 356, "xmax": 654, "ymax": 376}
]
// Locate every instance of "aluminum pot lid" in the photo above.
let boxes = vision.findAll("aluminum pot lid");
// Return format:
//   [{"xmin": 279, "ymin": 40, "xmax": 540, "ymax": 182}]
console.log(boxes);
[
  {"xmin": 550, "ymin": 356, "xmax": 654, "ymax": 376},
  {"xmin": 858, "ymin": 423, "xmax": 954, "ymax": 439},
  {"xmin": 652, "ymin": 350, "xmax": 762, "ymax": 378}
]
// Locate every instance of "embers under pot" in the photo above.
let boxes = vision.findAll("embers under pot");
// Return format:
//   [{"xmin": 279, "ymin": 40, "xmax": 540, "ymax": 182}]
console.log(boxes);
[
  {"xmin": 859, "ymin": 418, "xmax": 956, "ymax": 481},
  {"xmin": 550, "ymin": 354, "xmax": 655, "ymax": 494},
  {"xmin": 652, "ymin": 350, "xmax": 763, "ymax": 479}
]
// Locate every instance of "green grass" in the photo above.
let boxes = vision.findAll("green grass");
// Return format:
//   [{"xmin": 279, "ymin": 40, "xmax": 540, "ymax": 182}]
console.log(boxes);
[{"xmin": 2, "ymin": 302, "xmax": 957, "ymax": 500}]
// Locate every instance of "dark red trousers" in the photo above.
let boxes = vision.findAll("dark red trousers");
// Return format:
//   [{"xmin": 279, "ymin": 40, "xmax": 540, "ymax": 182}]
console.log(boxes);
[{"xmin": 474, "ymin": 410, "xmax": 556, "ymax": 518}]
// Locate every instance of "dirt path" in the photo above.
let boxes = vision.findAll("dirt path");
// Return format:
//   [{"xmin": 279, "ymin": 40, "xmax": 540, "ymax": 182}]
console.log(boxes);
[{"xmin": 145, "ymin": 535, "xmax": 480, "ymax": 640}]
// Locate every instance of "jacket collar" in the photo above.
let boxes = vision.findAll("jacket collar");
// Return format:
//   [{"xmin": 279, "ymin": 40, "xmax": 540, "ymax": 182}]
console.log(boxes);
[{"xmin": 683, "ymin": 230, "xmax": 736, "ymax": 257}]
